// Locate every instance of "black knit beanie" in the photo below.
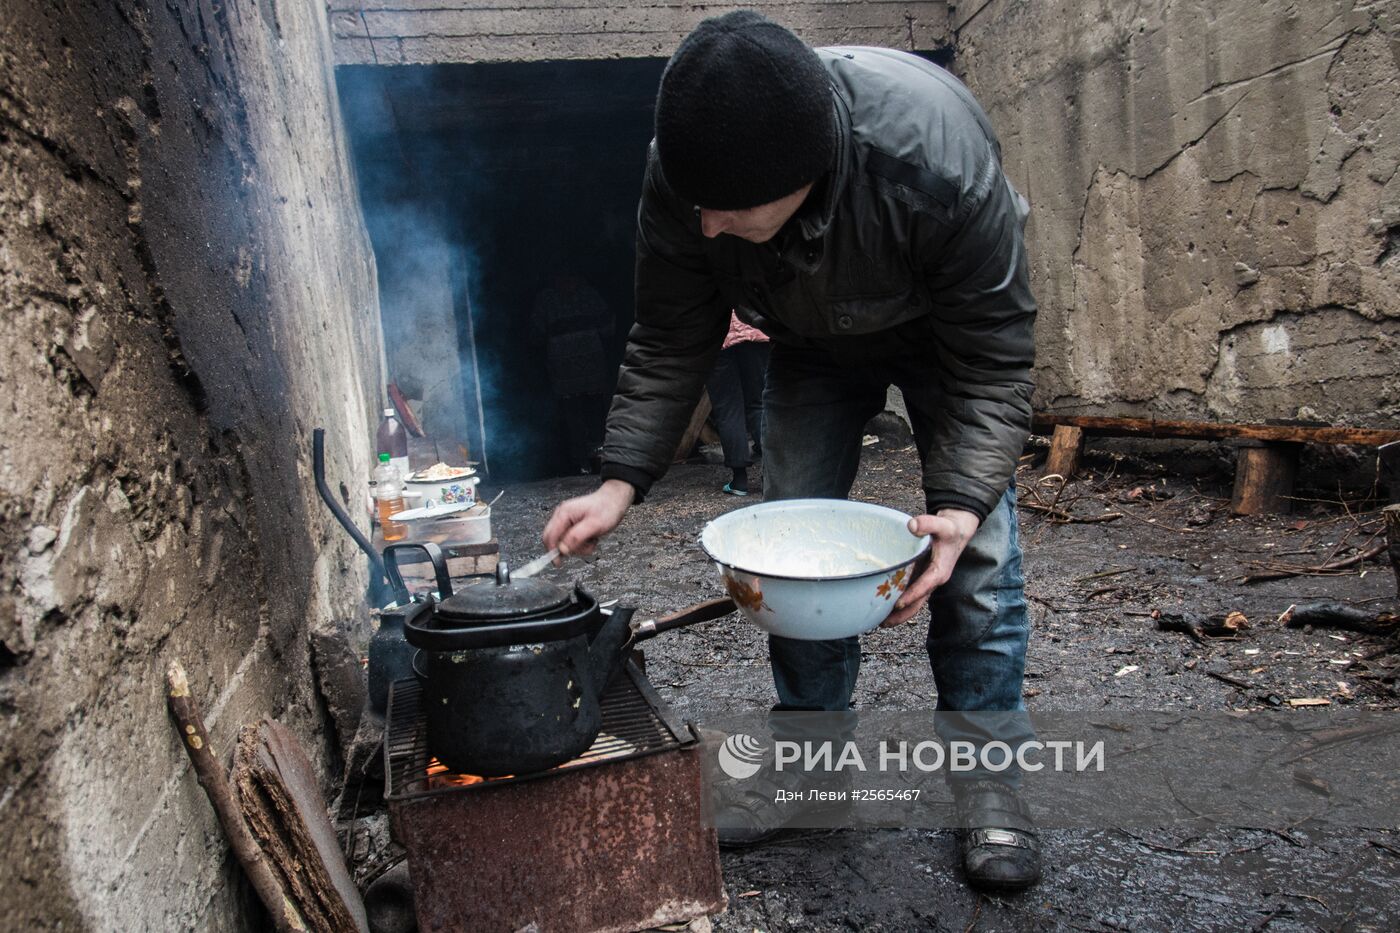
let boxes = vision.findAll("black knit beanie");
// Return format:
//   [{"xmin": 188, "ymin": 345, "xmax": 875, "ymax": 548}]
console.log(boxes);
[{"xmin": 655, "ymin": 11, "xmax": 835, "ymax": 210}]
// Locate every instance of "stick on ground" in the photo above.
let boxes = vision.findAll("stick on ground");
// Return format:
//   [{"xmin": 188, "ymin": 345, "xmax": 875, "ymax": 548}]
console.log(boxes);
[
  {"xmin": 1241, "ymin": 542, "xmax": 1386, "ymax": 584},
  {"xmin": 1384, "ymin": 504, "xmax": 1400, "ymax": 597},
  {"xmin": 166, "ymin": 661, "xmax": 307, "ymax": 932},
  {"xmin": 1279, "ymin": 601, "xmax": 1399, "ymax": 636}
]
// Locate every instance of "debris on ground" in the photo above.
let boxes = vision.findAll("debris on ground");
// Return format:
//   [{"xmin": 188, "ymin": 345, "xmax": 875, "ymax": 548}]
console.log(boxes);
[{"xmin": 489, "ymin": 444, "xmax": 1400, "ymax": 930}]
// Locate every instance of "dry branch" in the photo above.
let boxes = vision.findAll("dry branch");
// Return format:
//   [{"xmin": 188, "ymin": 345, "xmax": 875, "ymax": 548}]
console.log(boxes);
[
  {"xmin": 1241, "ymin": 542, "xmax": 1386, "ymax": 584},
  {"xmin": 1384, "ymin": 504, "xmax": 1400, "ymax": 597},
  {"xmin": 1201, "ymin": 669, "xmax": 1255, "ymax": 690},
  {"xmin": 1279, "ymin": 601, "xmax": 1399, "ymax": 636},
  {"xmin": 1102, "ymin": 500, "xmax": 1198, "ymax": 534},
  {"xmin": 1154, "ymin": 610, "xmax": 1248, "ymax": 643},
  {"xmin": 1018, "ymin": 499, "xmax": 1123, "ymax": 524},
  {"xmin": 165, "ymin": 662, "xmax": 307, "ymax": 932}
]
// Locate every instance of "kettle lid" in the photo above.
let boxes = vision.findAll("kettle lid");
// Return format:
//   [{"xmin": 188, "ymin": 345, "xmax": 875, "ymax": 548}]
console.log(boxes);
[{"xmin": 434, "ymin": 561, "xmax": 573, "ymax": 623}]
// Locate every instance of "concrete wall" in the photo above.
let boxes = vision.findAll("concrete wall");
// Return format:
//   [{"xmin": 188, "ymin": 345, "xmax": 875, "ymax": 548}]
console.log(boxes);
[
  {"xmin": 0, "ymin": 0, "xmax": 383, "ymax": 929},
  {"xmin": 956, "ymin": 0, "xmax": 1400, "ymax": 425},
  {"xmin": 330, "ymin": 0, "xmax": 951, "ymax": 65},
  {"xmin": 338, "ymin": 0, "xmax": 1398, "ymax": 427}
]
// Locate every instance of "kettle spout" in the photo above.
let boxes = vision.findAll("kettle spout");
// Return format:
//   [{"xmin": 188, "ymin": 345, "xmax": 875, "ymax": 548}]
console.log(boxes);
[{"xmin": 588, "ymin": 606, "xmax": 636, "ymax": 694}]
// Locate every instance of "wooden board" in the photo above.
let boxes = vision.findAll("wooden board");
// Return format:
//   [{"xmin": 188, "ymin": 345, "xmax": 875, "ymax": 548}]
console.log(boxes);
[
  {"xmin": 396, "ymin": 550, "xmax": 499, "ymax": 588},
  {"xmin": 673, "ymin": 390, "xmax": 713, "ymax": 463},
  {"xmin": 1230, "ymin": 443, "xmax": 1300, "ymax": 515},
  {"xmin": 387, "ymin": 383, "xmax": 424, "ymax": 437},
  {"xmin": 1031, "ymin": 413, "xmax": 1400, "ymax": 447},
  {"xmin": 234, "ymin": 720, "xmax": 369, "ymax": 933},
  {"xmin": 1043, "ymin": 425, "xmax": 1084, "ymax": 479},
  {"xmin": 372, "ymin": 534, "xmax": 500, "ymax": 591}
]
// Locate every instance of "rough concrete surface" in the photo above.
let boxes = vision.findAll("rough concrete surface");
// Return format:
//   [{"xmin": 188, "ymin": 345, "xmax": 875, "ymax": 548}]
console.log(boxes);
[
  {"xmin": 956, "ymin": 0, "xmax": 1400, "ymax": 426},
  {"xmin": 0, "ymin": 1, "xmax": 382, "ymax": 929},
  {"xmin": 333, "ymin": 0, "xmax": 1399, "ymax": 426},
  {"xmin": 330, "ymin": 0, "xmax": 952, "ymax": 65}
]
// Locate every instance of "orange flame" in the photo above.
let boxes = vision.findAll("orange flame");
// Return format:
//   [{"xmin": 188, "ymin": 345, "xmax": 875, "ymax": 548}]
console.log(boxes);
[{"xmin": 425, "ymin": 758, "xmax": 497, "ymax": 788}]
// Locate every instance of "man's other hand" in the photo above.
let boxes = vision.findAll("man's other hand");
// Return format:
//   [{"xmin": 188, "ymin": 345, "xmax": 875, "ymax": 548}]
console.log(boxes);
[
  {"xmin": 881, "ymin": 508, "xmax": 981, "ymax": 627},
  {"xmin": 541, "ymin": 479, "xmax": 635, "ymax": 559}
]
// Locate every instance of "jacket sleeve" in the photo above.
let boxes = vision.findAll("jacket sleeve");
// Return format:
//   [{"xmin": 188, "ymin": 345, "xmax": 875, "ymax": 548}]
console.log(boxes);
[
  {"xmin": 916, "ymin": 163, "xmax": 1036, "ymax": 521},
  {"xmin": 599, "ymin": 146, "xmax": 729, "ymax": 497}
]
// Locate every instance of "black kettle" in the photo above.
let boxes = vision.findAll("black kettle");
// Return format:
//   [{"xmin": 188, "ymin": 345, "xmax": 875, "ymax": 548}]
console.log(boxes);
[{"xmin": 385, "ymin": 543, "xmax": 733, "ymax": 777}]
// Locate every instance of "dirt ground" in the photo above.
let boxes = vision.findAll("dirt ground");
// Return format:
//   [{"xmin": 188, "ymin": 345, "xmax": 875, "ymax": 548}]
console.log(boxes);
[{"xmin": 489, "ymin": 439, "xmax": 1400, "ymax": 933}]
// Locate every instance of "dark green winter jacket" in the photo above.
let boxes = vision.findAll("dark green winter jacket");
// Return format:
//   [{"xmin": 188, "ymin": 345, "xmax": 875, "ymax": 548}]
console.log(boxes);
[{"xmin": 600, "ymin": 47, "xmax": 1036, "ymax": 521}]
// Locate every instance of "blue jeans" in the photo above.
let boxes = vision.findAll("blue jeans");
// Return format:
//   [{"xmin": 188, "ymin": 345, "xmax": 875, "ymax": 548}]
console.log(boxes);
[{"xmin": 761, "ymin": 344, "xmax": 1033, "ymax": 784}]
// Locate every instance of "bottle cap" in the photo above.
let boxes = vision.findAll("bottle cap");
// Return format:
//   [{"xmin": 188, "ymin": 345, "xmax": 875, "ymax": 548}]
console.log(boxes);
[
  {"xmin": 378, "ymin": 453, "xmax": 391, "ymax": 462},
  {"xmin": 384, "ymin": 407, "xmax": 395, "ymax": 417}
]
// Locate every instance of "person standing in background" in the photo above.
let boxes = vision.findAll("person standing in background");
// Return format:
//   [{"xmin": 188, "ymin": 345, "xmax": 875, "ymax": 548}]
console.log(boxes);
[{"xmin": 706, "ymin": 311, "xmax": 770, "ymax": 495}]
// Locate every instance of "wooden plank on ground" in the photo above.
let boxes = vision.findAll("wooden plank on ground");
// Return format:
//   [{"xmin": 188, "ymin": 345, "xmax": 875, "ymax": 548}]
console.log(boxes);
[
  {"xmin": 1043, "ymin": 425, "xmax": 1084, "ymax": 479},
  {"xmin": 234, "ymin": 720, "xmax": 369, "ymax": 933},
  {"xmin": 673, "ymin": 391, "xmax": 712, "ymax": 463},
  {"xmin": 1230, "ymin": 442, "xmax": 1300, "ymax": 515},
  {"xmin": 1030, "ymin": 414, "xmax": 1400, "ymax": 447}
]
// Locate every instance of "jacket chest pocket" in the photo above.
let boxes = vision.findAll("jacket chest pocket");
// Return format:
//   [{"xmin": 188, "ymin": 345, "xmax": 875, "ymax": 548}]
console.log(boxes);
[
  {"xmin": 826, "ymin": 247, "xmax": 908, "ymax": 299},
  {"xmin": 821, "ymin": 253, "xmax": 925, "ymax": 336},
  {"xmin": 826, "ymin": 289, "xmax": 926, "ymax": 335}
]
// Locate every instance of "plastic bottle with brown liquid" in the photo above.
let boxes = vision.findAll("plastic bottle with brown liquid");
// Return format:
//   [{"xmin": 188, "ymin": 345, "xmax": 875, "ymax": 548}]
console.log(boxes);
[
  {"xmin": 377, "ymin": 407, "xmax": 411, "ymax": 478},
  {"xmin": 373, "ymin": 453, "xmax": 408, "ymax": 542}
]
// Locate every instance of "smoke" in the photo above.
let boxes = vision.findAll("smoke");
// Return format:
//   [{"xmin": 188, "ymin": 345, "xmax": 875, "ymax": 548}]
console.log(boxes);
[
  {"xmin": 336, "ymin": 59, "xmax": 665, "ymax": 482},
  {"xmin": 338, "ymin": 65, "xmax": 491, "ymax": 474}
]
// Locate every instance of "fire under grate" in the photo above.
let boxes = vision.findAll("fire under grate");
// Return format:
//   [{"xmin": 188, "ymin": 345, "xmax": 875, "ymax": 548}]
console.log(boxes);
[{"xmin": 384, "ymin": 661, "xmax": 696, "ymax": 801}]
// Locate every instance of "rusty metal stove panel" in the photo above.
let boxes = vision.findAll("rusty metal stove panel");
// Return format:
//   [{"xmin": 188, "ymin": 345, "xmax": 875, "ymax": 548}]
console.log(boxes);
[{"xmin": 385, "ymin": 663, "xmax": 726, "ymax": 932}]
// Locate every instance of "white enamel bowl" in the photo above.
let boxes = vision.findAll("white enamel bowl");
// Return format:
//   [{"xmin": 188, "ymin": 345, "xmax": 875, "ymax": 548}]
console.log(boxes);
[{"xmin": 699, "ymin": 499, "xmax": 930, "ymax": 640}]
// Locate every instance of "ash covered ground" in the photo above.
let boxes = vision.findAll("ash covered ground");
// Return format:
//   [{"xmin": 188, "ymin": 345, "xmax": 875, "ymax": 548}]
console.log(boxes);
[{"xmin": 491, "ymin": 441, "xmax": 1400, "ymax": 932}]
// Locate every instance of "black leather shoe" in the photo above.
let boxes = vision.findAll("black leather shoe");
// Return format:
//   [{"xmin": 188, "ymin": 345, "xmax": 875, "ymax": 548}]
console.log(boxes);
[
  {"xmin": 713, "ymin": 768, "xmax": 853, "ymax": 849},
  {"xmin": 715, "ymin": 785, "xmax": 786, "ymax": 848},
  {"xmin": 953, "ymin": 780, "xmax": 1042, "ymax": 891}
]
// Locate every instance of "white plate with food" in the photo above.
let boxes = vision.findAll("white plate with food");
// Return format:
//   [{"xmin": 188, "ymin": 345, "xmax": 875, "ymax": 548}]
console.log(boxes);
[{"xmin": 407, "ymin": 462, "xmax": 477, "ymax": 482}]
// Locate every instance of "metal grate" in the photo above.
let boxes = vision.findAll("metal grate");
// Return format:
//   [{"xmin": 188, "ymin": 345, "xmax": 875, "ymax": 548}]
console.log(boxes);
[{"xmin": 384, "ymin": 661, "xmax": 695, "ymax": 802}]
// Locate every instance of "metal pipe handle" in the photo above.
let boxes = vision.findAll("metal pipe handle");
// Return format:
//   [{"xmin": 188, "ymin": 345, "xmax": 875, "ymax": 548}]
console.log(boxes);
[{"xmin": 312, "ymin": 428, "xmax": 384, "ymax": 581}]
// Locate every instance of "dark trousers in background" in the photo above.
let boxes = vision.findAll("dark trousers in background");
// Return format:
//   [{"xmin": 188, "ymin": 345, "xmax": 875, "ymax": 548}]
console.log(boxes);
[
  {"xmin": 559, "ymin": 392, "xmax": 610, "ymax": 471},
  {"xmin": 706, "ymin": 341, "xmax": 771, "ymax": 470},
  {"xmin": 760, "ymin": 342, "xmax": 1034, "ymax": 786}
]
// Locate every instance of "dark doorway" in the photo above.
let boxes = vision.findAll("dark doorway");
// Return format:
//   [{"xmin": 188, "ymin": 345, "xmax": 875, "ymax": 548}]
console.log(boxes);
[{"xmin": 337, "ymin": 58, "xmax": 665, "ymax": 481}]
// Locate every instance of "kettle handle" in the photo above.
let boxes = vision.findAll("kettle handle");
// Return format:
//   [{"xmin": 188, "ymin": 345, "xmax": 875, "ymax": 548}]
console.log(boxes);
[
  {"xmin": 383, "ymin": 542, "xmax": 454, "ymax": 605},
  {"xmin": 630, "ymin": 597, "xmax": 737, "ymax": 640}
]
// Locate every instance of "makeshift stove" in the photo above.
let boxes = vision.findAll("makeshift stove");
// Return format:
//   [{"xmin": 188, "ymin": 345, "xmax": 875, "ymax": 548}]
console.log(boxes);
[{"xmin": 384, "ymin": 661, "xmax": 726, "ymax": 932}]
